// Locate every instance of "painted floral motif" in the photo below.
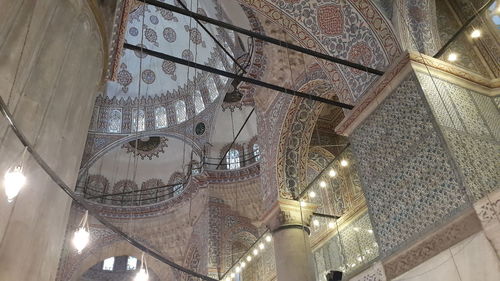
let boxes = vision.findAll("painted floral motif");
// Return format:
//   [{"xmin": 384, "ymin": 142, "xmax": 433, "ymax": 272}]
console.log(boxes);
[
  {"xmin": 156, "ymin": 7, "xmax": 178, "ymax": 22},
  {"xmin": 317, "ymin": 5, "xmax": 343, "ymax": 36},
  {"xmin": 141, "ymin": 69, "xmax": 156, "ymax": 84},
  {"xmin": 184, "ymin": 25, "xmax": 206, "ymax": 47},
  {"xmin": 182, "ymin": 49, "xmax": 194, "ymax": 62},
  {"xmin": 348, "ymin": 42, "xmax": 374, "ymax": 74},
  {"xmin": 162, "ymin": 60, "xmax": 177, "ymax": 80},
  {"xmin": 117, "ymin": 63, "xmax": 132, "ymax": 93},
  {"xmin": 163, "ymin": 27, "xmax": 177, "ymax": 43},
  {"xmin": 143, "ymin": 25, "xmax": 159, "ymax": 47}
]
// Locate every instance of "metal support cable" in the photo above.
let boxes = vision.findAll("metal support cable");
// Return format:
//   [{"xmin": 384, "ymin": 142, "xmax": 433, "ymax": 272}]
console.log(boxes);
[
  {"xmin": 124, "ymin": 43, "xmax": 354, "ymax": 109},
  {"xmin": 173, "ymin": 0, "xmax": 246, "ymax": 73},
  {"xmin": 137, "ymin": 0, "xmax": 384, "ymax": 76},
  {"xmin": 0, "ymin": 95, "xmax": 218, "ymax": 281}
]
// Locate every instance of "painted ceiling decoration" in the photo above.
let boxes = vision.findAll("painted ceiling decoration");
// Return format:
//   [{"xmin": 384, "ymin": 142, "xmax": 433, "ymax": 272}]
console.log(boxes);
[{"xmin": 122, "ymin": 136, "xmax": 169, "ymax": 160}]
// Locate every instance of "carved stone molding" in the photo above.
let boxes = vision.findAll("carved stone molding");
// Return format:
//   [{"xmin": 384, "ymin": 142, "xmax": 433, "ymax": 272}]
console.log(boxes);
[
  {"xmin": 262, "ymin": 199, "xmax": 317, "ymax": 233},
  {"xmin": 474, "ymin": 188, "xmax": 500, "ymax": 257},
  {"xmin": 382, "ymin": 208, "xmax": 482, "ymax": 279}
]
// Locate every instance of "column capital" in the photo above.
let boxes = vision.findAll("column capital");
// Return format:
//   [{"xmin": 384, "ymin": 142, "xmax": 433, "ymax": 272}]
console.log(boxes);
[{"xmin": 262, "ymin": 199, "xmax": 317, "ymax": 233}]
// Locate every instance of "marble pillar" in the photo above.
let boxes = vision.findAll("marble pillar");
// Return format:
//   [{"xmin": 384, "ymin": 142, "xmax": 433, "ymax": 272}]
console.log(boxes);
[
  {"xmin": 263, "ymin": 199, "xmax": 317, "ymax": 281},
  {"xmin": 0, "ymin": 0, "xmax": 103, "ymax": 280}
]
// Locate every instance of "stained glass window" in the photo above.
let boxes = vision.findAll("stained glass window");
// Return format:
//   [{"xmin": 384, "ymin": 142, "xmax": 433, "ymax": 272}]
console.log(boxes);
[
  {"xmin": 175, "ymin": 100, "xmax": 187, "ymax": 123},
  {"xmin": 108, "ymin": 109, "xmax": 122, "ymax": 133},
  {"xmin": 102, "ymin": 257, "xmax": 115, "ymax": 271},
  {"xmin": 253, "ymin": 143, "xmax": 261, "ymax": 161},
  {"xmin": 127, "ymin": 256, "xmax": 137, "ymax": 270},
  {"xmin": 227, "ymin": 149, "xmax": 240, "ymax": 170},
  {"xmin": 155, "ymin": 106, "xmax": 167, "ymax": 129},
  {"xmin": 131, "ymin": 108, "xmax": 145, "ymax": 132},
  {"xmin": 194, "ymin": 91, "xmax": 205, "ymax": 114},
  {"xmin": 207, "ymin": 77, "xmax": 219, "ymax": 102}
]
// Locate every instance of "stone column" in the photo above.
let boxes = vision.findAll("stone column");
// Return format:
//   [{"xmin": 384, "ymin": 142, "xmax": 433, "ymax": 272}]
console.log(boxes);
[
  {"xmin": 263, "ymin": 199, "xmax": 317, "ymax": 281},
  {"xmin": 0, "ymin": 0, "xmax": 103, "ymax": 280}
]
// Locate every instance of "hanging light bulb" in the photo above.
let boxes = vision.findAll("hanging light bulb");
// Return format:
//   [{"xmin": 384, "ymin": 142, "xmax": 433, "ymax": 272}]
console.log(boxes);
[
  {"xmin": 258, "ymin": 242, "xmax": 265, "ymax": 250},
  {"xmin": 319, "ymin": 181, "xmax": 327, "ymax": 188},
  {"xmin": 252, "ymin": 248, "xmax": 259, "ymax": 256},
  {"xmin": 265, "ymin": 234, "xmax": 272, "ymax": 242},
  {"xmin": 470, "ymin": 29, "xmax": 481, "ymax": 38},
  {"xmin": 134, "ymin": 253, "xmax": 149, "ymax": 281},
  {"xmin": 328, "ymin": 169, "xmax": 337, "ymax": 177},
  {"xmin": 72, "ymin": 210, "xmax": 90, "ymax": 254},
  {"xmin": 309, "ymin": 191, "xmax": 316, "ymax": 198},
  {"xmin": 340, "ymin": 159, "xmax": 348, "ymax": 167},
  {"xmin": 328, "ymin": 222, "xmax": 335, "ymax": 229},
  {"xmin": 4, "ymin": 147, "xmax": 28, "ymax": 202},
  {"xmin": 447, "ymin": 53, "xmax": 458, "ymax": 62},
  {"xmin": 235, "ymin": 266, "xmax": 241, "ymax": 273},
  {"xmin": 241, "ymin": 261, "xmax": 246, "ymax": 268},
  {"xmin": 246, "ymin": 255, "xmax": 252, "ymax": 262},
  {"xmin": 313, "ymin": 219, "xmax": 320, "ymax": 227}
]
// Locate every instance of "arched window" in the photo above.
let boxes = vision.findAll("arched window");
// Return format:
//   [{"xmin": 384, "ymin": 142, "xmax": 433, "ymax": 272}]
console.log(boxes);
[
  {"xmin": 194, "ymin": 91, "xmax": 205, "ymax": 114},
  {"xmin": 127, "ymin": 256, "xmax": 137, "ymax": 270},
  {"xmin": 108, "ymin": 109, "xmax": 122, "ymax": 133},
  {"xmin": 131, "ymin": 108, "xmax": 145, "ymax": 132},
  {"xmin": 155, "ymin": 106, "xmax": 167, "ymax": 129},
  {"xmin": 207, "ymin": 77, "xmax": 219, "ymax": 102},
  {"xmin": 253, "ymin": 143, "xmax": 261, "ymax": 161},
  {"xmin": 102, "ymin": 257, "xmax": 115, "ymax": 271},
  {"xmin": 175, "ymin": 100, "xmax": 187, "ymax": 123},
  {"xmin": 488, "ymin": 1, "xmax": 500, "ymax": 29},
  {"xmin": 226, "ymin": 149, "xmax": 240, "ymax": 170}
]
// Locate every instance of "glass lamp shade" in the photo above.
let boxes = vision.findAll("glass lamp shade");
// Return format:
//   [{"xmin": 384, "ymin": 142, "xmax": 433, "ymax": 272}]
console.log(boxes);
[
  {"xmin": 134, "ymin": 268, "xmax": 149, "ymax": 281},
  {"xmin": 72, "ymin": 227, "xmax": 90, "ymax": 254},
  {"xmin": 4, "ymin": 166, "xmax": 26, "ymax": 202}
]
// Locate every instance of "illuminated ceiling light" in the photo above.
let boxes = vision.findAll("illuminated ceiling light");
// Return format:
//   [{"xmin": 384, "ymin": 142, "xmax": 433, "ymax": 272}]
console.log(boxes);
[
  {"xmin": 447, "ymin": 53, "xmax": 458, "ymax": 62},
  {"xmin": 72, "ymin": 210, "xmax": 90, "ymax": 254},
  {"xmin": 328, "ymin": 169, "xmax": 337, "ymax": 177},
  {"xmin": 300, "ymin": 200, "xmax": 307, "ymax": 207},
  {"xmin": 134, "ymin": 253, "xmax": 149, "ymax": 281},
  {"xmin": 309, "ymin": 191, "xmax": 316, "ymax": 198},
  {"xmin": 230, "ymin": 273, "xmax": 236, "ymax": 278},
  {"xmin": 265, "ymin": 235, "xmax": 272, "ymax": 242},
  {"xmin": 319, "ymin": 181, "xmax": 327, "ymax": 188},
  {"xmin": 241, "ymin": 262, "xmax": 246, "ymax": 268},
  {"xmin": 259, "ymin": 242, "xmax": 265, "ymax": 250},
  {"xmin": 328, "ymin": 222, "xmax": 335, "ymax": 229},
  {"xmin": 313, "ymin": 219, "xmax": 319, "ymax": 227},
  {"xmin": 4, "ymin": 165, "xmax": 27, "ymax": 202},
  {"xmin": 246, "ymin": 255, "xmax": 252, "ymax": 262},
  {"xmin": 235, "ymin": 266, "xmax": 241, "ymax": 273},
  {"xmin": 252, "ymin": 249, "xmax": 259, "ymax": 256},
  {"xmin": 471, "ymin": 29, "xmax": 481, "ymax": 38},
  {"xmin": 340, "ymin": 159, "xmax": 348, "ymax": 167}
]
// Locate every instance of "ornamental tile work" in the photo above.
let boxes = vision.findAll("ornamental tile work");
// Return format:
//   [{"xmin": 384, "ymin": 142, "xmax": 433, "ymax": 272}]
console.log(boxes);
[
  {"xmin": 350, "ymin": 73, "xmax": 469, "ymax": 257},
  {"xmin": 416, "ymin": 73, "xmax": 500, "ymax": 201},
  {"xmin": 313, "ymin": 212, "xmax": 379, "ymax": 280}
]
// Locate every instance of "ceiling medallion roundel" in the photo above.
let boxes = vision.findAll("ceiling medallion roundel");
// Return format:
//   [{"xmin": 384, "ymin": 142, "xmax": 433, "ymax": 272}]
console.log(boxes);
[
  {"xmin": 117, "ymin": 63, "xmax": 132, "ymax": 92},
  {"xmin": 161, "ymin": 60, "xmax": 177, "ymax": 81},
  {"xmin": 184, "ymin": 25, "xmax": 206, "ymax": 47},
  {"xmin": 163, "ymin": 27, "xmax": 177, "ymax": 43},
  {"xmin": 157, "ymin": 7, "xmax": 178, "ymax": 22},
  {"xmin": 129, "ymin": 27, "xmax": 139, "ymax": 37},
  {"xmin": 122, "ymin": 136, "xmax": 168, "ymax": 160},
  {"xmin": 141, "ymin": 69, "xmax": 156, "ymax": 84},
  {"xmin": 149, "ymin": 15, "xmax": 159, "ymax": 25}
]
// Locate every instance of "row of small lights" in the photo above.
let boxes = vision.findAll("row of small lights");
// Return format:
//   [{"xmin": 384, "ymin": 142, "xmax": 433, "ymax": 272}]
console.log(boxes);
[
  {"xmin": 222, "ymin": 234, "xmax": 273, "ymax": 281},
  {"xmin": 302, "ymin": 159, "xmax": 349, "ymax": 205},
  {"xmin": 446, "ymin": 29, "xmax": 482, "ymax": 62},
  {"xmin": 2, "ymin": 148, "xmax": 150, "ymax": 281}
]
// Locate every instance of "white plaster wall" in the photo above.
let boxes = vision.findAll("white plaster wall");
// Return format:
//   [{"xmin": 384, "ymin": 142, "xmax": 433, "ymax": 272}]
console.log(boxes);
[{"xmin": 393, "ymin": 232, "xmax": 500, "ymax": 281}]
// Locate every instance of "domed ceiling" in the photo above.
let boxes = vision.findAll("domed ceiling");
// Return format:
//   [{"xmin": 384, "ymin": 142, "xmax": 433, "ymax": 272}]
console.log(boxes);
[{"xmin": 108, "ymin": 0, "xmax": 237, "ymax": 100}]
